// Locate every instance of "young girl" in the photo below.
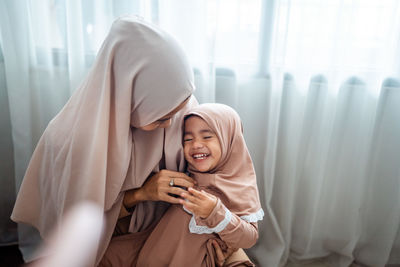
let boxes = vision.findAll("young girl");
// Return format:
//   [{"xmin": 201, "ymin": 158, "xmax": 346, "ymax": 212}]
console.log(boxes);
[{"xmin": 136, "ymin": 103, "xmax": 264, "ymax": 267}]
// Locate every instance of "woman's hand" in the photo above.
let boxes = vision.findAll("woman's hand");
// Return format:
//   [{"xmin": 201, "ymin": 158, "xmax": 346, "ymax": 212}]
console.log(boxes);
[
  {"xmin": 138, "ymin": 170, "xmax": 196, "ymax": 204},
  {"xmin": 179, "ymin": 187, "xmax": 217, "ymax": 218}
]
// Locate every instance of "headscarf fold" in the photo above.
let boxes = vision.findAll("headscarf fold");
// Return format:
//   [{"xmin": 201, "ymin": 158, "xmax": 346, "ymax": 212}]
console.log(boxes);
[{"xmin": 12, "ymin": 16, "xmax": 196, "ymax": 263}]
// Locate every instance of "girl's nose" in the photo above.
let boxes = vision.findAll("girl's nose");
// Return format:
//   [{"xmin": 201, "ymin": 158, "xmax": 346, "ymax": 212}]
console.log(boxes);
[{"xmin": 192, "ymin": 140, "xmax": 204, "ymax": 148}]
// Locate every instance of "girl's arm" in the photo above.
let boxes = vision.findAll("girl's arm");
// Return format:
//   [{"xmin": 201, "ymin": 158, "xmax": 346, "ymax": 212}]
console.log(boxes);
[{"xmin": 192, "ymin": 198, "xmax": 259, "ymax": 248}]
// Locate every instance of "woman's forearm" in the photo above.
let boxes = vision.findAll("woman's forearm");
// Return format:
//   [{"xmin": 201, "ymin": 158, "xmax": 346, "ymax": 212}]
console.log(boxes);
[
  {"xmin": 118, "ymin": 188, "xmax": 147, "ymax": 219},
  {"xmin": 123, "ymin": 188, "xmax": 147, "ymax": 209}
]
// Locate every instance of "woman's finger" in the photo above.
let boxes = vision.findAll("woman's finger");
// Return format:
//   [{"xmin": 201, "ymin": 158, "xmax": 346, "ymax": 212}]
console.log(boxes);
[
  {"xmin": 142, "ymin": 171, "xmax": 193, "ymax": 202},
  {"xmin": 170, "ymin": 177, "xmax": 195, "ymax": 189},
  {"xmin": 161, "ymin": 170, "xmax": 196, "ymax": 184},
  {"xmin": 167, "ymin": 187, "xmax": 188, "ymax": 198},
  {"xmin": 162, "ymin": 194, "xmax": 182, "ymax": 204}
]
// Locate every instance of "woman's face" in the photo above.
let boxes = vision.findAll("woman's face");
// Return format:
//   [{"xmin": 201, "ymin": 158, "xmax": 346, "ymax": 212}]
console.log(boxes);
[
  {"xmin": 139, "ymin": 97, "xmax": 190, "ymax": 131},
  {"xmin": 183, "ymin": 115, "xmax": 222, "ymax": 172}
]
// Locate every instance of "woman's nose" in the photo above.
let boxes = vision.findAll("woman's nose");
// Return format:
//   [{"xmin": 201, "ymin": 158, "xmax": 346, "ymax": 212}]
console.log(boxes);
[{"xmin": 159, "ymin": 118, "xmax": 172, "ymax": 128}]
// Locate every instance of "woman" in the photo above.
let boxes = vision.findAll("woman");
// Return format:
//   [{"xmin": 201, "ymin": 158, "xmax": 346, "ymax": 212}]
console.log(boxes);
[{"xmin": 11, "ymin": 17, "xmax": 246, "ymax": 266}]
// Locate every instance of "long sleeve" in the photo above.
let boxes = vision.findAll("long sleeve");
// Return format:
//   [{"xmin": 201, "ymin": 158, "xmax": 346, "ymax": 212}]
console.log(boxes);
[{"xmin": 188, "ymin": 198, "xmax": 260, "ymax": 249}]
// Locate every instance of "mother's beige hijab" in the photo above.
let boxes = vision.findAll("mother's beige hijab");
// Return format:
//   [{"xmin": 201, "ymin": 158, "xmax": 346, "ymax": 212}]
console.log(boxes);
[{"xmin": 11, "ymin": 16, "xmax": 196, "ymax": 263}]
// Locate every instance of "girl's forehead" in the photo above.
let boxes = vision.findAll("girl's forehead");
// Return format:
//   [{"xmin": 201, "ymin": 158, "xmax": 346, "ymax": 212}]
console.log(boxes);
[
  {"xmin": 184, "ymin": 115, "xmax": 224, "ymax": 140},
  {"xmin": 184, "ymin": 115, "xmax": 211, "ymax": 130}
]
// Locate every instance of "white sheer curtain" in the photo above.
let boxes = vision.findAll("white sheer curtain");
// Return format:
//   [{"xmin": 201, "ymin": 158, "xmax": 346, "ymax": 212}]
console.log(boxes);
[{"xmin": 1, "ymin": 0, "xmax": 399, "ymax": 266}]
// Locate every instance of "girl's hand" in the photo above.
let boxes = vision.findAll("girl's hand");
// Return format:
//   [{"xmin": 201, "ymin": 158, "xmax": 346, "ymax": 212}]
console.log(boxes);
[
  {"xmin": 179, "ymin": 187, "xmax": 217, "ymax": 218},
  {"xmin": 124, "ymin": 170, "xmax": 196, "ymax": 207}
]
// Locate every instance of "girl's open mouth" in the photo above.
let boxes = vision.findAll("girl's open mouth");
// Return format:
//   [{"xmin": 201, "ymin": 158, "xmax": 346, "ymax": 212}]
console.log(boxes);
[{"xmin": 192, "ymin": 153, "xmax": 209, "ymax": 160}]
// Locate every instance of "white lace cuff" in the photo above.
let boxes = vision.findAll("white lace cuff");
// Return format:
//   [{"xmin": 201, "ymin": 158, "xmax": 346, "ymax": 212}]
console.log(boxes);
[
  {"xmin": 240, "ymin": 208, "xmax": 264, "ymax": 223},
  {"xmin": 189, "ymin": 207, "xmax": 232, "ymax": 234}
]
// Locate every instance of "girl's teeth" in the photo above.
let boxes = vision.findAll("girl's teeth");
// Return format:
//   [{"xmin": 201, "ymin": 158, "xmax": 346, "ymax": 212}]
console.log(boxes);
[{"xmin": 193, "ymin": 153, "xmax": 207, "ymax": 159}]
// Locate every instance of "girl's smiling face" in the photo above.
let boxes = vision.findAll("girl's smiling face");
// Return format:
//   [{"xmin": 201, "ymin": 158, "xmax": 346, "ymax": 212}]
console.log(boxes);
[{"xmin": 183, "ymin": 115, "xmax": 222, "ymax": 172}]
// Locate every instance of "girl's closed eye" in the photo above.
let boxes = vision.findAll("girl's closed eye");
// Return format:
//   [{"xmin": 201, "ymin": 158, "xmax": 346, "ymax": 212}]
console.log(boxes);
[{"xmin": 183, "ymin": 136, "xmax": 193, "ymax": 142}]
